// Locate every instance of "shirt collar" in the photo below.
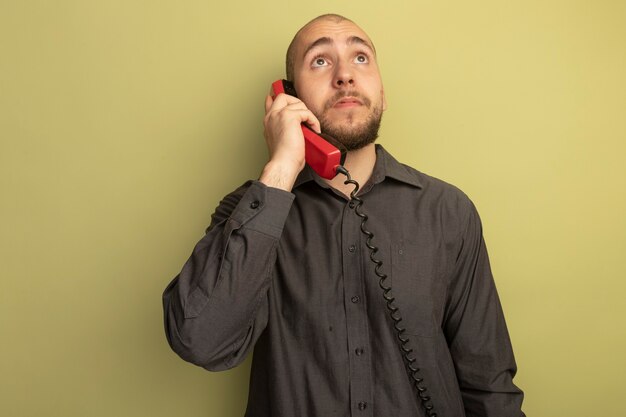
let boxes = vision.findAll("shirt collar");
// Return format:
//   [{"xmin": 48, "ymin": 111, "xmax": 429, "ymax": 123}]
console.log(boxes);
[{"xmin": 293, "ymin": 144, "xmax": 423, "ymax": 190}]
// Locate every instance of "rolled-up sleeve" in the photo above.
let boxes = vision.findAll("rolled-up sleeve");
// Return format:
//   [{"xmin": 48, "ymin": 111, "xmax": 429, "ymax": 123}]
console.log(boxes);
[{"xmin": 162, "ymin": 180, "xmax": 294, "ymax": 371}]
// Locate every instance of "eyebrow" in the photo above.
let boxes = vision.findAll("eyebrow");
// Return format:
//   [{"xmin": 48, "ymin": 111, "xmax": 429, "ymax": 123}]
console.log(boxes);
[{"xmin": 302, "ymin": 35, "xmax": 376, "ymax": 60}]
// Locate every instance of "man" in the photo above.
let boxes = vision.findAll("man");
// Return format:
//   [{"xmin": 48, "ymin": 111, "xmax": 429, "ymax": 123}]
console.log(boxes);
[{"xmin": 163, "ymin": 14, "xmax": 525, "ymax": 417}]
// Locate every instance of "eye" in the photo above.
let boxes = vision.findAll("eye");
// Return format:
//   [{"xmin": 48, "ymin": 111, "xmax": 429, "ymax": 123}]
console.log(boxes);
[
  {"xmin": 311, "ymin": 56, "xmax": 329, "ymax": 68},
  {"xmin": 354, "ymin": 54, "xmax": 369, "ymax": 64}
]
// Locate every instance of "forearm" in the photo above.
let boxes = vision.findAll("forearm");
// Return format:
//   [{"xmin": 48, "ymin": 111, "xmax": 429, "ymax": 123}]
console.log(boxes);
[
  {"xmin": 450, "ymin": 286, "xmax": 525, "ymax": 416},
  {"xmin": 162, "ymin": 181, "xmax": 294, "ymax": 370}
]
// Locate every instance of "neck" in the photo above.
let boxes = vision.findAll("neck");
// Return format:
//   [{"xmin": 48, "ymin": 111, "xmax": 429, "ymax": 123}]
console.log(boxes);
[{"xmin": 324, "ymin": 143, "xmax": 377, "ymax": 198}]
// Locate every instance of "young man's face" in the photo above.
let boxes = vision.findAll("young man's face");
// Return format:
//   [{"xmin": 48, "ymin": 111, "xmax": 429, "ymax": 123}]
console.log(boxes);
[{"xmin": 292, "ymin": 19, "xmax": 387, "ymax": 150}]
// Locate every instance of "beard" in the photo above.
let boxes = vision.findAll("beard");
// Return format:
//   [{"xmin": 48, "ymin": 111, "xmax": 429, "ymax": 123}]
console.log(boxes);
[{"xmin": 317, "ymin": 91, "xmax": 384, "ymax": 151}]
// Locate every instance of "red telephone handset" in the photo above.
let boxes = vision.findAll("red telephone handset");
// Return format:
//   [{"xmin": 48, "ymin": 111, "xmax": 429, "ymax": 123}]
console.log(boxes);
[{"xmin": 271, "ymin": 79, "xmax": 347, "ymax": 179}]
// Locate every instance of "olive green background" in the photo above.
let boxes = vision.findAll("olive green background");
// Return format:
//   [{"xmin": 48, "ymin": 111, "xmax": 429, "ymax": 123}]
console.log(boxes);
[{"xmin": 1, "ymin": 1, "xmax": 625, "ymax": 416}]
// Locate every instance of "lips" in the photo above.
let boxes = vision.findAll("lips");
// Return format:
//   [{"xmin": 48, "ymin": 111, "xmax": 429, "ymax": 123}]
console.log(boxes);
[
  {"xmin": 324, "ymin": 92, "xmax": 371, "ymax": 111},
  {"xmin": 333, "ymin": 97, "xmax": 363, "ymax": 108}
]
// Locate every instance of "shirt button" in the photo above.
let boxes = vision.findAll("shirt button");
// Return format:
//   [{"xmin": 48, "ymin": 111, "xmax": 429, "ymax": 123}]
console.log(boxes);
[
  {"xmin": 358, "ymin": 401, "xmax": 367, "ymax": 410},
  {"xmin": 250, "ymin": 200, "xmax": 260, "ymax": 209},
  {"xmin": 355, "ymin": 348, "xmax": 364, "ymax": 356},
  {"xmin": 348, "ymin": 244, "xmax": 356, "ymax": 252},
  {"xmin": 351, "ymin": 296, "xmax": 360, "ymax": 303}
]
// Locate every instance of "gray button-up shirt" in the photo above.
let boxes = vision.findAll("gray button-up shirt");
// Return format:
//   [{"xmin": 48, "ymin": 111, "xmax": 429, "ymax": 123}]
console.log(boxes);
[{"xmin": 163, "ymin": 145, "xmax": 525, "ymax": 417}]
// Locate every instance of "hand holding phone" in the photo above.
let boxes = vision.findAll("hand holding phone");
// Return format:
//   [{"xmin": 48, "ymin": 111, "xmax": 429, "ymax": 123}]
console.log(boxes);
[{"xmin": 271, "ymin": 80, "xmax": 347, "ymax": 179}]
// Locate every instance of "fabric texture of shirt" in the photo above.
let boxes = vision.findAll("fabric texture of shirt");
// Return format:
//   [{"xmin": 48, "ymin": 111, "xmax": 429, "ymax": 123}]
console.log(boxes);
[{"xmin": 162, "ymin": 145, "xmax": 525, "ymax": 417}]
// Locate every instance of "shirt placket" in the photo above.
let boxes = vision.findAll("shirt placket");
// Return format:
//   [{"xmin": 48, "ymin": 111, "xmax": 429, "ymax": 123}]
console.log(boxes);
[{"xmin": 341, "ymin": 201, "xmax": 374, "ymax": 417}]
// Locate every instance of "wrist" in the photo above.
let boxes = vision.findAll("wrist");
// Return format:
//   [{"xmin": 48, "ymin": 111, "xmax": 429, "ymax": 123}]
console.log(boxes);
[{"xmin": 259, "ymin": 159, "xmax": 302, "ymax": 192}]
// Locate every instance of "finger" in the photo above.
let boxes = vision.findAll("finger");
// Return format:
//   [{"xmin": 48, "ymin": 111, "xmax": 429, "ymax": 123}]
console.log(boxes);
[
  {"xmin": 265, "ymin": 95, "xmax": 273, "ymax": 114},
  {"xmin": 283, "ymin": 109, "xmax": 321, "ymax": 133},
  {"xmin": 269, "ymin": 93, "xmax": 304, "ymax": 112},
  {"xmin": 278, "ymin": 101, "xmax": 311, "ymax": 113},
  {"xmin": 303, "ymin": 111, "xmax": 321, "ymax": 134},
  {"xmin": 265, "ymin": 99, "xmax": 311, "ymax": 124}
]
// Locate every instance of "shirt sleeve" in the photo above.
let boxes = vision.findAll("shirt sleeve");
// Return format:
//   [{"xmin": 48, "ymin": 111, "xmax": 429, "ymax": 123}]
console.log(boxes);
[
  {"xmin": 162, "ymin": 180, "xmax": 295, "ymax": 371},
  {"xmin": 442, "ymin": 200, "xmax": 526, "ymax": 417}
]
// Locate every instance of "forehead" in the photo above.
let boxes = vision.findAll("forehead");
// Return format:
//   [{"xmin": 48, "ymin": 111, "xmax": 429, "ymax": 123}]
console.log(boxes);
[{"xmin": 294, "ymin": 19, "xmax": 374, "ymax": 58}]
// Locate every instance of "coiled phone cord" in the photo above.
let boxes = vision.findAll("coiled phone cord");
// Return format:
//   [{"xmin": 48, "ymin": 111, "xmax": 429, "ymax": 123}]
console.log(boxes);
[{"xmin": 336, "ymin": 165, "xmax": 438, "ymax": 417}]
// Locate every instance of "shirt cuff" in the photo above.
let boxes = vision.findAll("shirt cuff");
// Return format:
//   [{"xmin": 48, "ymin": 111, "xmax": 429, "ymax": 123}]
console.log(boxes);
[{"xmin": 229, "ymin": 180, "xmax": 295, "ymax": 238}]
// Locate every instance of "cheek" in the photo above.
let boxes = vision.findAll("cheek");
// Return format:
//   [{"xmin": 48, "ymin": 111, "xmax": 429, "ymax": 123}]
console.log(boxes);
[
  {"xmin": 299, "ymin": 90, "xmax": 327, "ymax": 115},
  {"xmin": 294, "ymin": 80, "xmax": 315, "ymax": 103}
]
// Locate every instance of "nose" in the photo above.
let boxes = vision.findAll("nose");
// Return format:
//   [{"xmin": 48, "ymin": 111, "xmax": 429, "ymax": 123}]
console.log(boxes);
[{"xmin": 333, "ymin": 61, "xmax": 354, "ymax": 88}]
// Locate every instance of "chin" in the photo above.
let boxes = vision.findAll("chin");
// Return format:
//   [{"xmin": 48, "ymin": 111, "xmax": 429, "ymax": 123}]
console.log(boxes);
[
  {"xmin": 320, "ymin": 107, "xmax": 383, "ymax": 151},
  {"xmin": 323, "ymin": 121, "xmax": 381, "ymax": 151}
]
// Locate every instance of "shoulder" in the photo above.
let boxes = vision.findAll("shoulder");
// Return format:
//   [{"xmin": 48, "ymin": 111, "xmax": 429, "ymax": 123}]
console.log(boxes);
[
  {"xmin": 379, "ymin": 146, "xmax": 475, "ymax": 216},
  {"xmin": 391, "ymin": 163, "xmax": 482, "ymax": 244},
  {"xmin": 402, "ymin": 163, "xmax": 476, "ymax": 216}
]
